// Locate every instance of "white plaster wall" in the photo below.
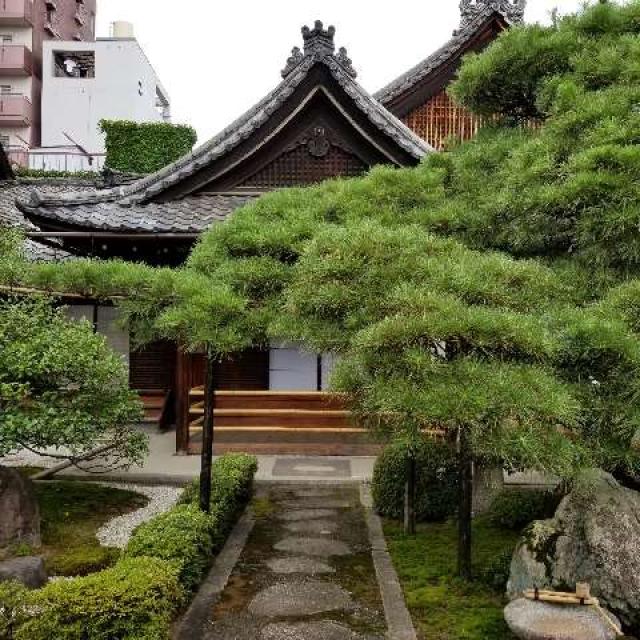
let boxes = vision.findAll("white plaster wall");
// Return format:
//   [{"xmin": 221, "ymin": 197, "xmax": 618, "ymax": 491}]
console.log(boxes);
[
  {"xmin": 41, "ymin": 38, "xmax": 169, "ymax": 152},
  {"xmin": 64, "ymin": 304, "xmax": 129, "ymax": 368},
  {"xmin": 97, "ymin": 306, "xmax": 130, "ymax": 367},
  {"xmin": 269, "ymin": 342, "xmax": 337, "ymax": 391},
  {"xmin": 269, "ymin": 342, "xmax": 318, "ymax": 391}
]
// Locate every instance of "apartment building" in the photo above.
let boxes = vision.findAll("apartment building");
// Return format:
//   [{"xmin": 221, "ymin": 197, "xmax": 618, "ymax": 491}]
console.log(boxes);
[
  {"xmin": 0, "ymin": 0, "xmax": 96, "ymax": 152},
  {"xmin": 37, "ymin": 23, "xmax": 171, "ymax": 170}
]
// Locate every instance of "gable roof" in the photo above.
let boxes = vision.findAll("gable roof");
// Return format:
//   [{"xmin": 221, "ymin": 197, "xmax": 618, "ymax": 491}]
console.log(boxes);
[
  {"xmin": 18, "ymin": 21, "xmax": 431, "ymax": 236},
  {"xmin": 375, "ymin": 1, "xmax": 525, "ymax": 114}
]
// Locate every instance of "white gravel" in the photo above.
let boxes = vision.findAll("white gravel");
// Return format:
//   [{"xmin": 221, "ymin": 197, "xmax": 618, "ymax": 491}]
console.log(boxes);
[{"xmin": 95, "ymin": 482, "xmax": 183, "ymax": 549}]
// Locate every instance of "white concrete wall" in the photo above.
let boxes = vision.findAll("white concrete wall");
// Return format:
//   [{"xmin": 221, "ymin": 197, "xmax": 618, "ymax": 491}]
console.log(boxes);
[{"xmin": 40, "ymin": 38, "xmax": 170, "ymax": 153}]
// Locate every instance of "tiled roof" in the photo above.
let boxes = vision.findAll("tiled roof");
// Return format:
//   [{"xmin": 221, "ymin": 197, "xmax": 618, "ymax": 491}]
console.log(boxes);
[
  {"xmin": 0, "ymin": 178, "xmax": 101, "ymax": 261},
  {"xmin": 375, "ymin": 5, "xmax": 521, "ymax": 107},
  {"xmin": 17, "ymin": 22, "xmax": 431, "ymax": 234},
  {"xmin": 25, "ymin": 194, "xmax": 259, "ymax": 233}
]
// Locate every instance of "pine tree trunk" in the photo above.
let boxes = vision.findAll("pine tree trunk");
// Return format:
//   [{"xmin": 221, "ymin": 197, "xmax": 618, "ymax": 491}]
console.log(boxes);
[
  {"xmin": 404, "ymin": 451, "xmax": 417, "ymax": 534},
  {"xmin": 199, "ymin": 352, "xmax": 216, "ymax": 513},
  {"xmin": 457, "ymin": 427, "xmax": 473, "ymax": 579}
]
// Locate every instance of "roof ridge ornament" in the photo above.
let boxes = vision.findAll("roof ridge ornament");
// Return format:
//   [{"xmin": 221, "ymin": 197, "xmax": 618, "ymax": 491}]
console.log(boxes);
[
  {"xmin": 281, "ymin": 20, "xmax": 357, "ymax": 79},
  {"xmin": 459, "ymin": 0, "xmax": 526, "ymax": 29}
]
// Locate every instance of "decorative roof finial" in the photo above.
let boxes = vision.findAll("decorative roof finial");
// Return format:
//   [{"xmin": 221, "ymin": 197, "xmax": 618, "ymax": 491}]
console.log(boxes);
[
  {"xmin": 282, "ymin": 21, "xmax": 357, "ymax": 79},
  {"xmin": 459, "ymin": 0, "xmax": 526, "ymax": 29},
  {"xmin": 302, "ymin": 20, "xmax": 336, "ymax": 56}
]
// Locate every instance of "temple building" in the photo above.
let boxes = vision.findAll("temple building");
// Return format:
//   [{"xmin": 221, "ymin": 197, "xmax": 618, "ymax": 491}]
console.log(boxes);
[{"xmin": 12, "ymin": 1, "xmax": 526, "ymax": 455}]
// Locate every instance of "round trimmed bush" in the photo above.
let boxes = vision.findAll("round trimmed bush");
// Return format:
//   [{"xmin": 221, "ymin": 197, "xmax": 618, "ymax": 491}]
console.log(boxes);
[
  {"xmin": 488, "ymin": 488, "xmax": 560, "ymax": 530},
  {"xmin": 372, "ymin": 439, "xmax": 459, "ymax": 522}
]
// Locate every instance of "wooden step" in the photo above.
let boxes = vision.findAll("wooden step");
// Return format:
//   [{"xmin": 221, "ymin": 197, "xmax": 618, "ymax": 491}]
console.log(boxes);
[
  {"xmin": 188, "ymin": 408, "xmax": 353, "ymax": 428},
  {"xmin": 187, "ymin": 389, "xmax": 347, "ymax": 411},
  {"xmin": 189, "ymin": 442, "xmax": 383, "ymax": 456}
]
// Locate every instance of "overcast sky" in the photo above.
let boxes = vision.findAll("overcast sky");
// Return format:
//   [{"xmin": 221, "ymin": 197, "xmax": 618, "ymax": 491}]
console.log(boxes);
[{"xmin": 96, "ymin": 0, "xmax": 585, "ymax": 143}]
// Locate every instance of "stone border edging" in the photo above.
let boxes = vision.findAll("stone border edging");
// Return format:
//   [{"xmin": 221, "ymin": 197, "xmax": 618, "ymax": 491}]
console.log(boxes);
[
  {"xmin": 173, "ymin": 505, "xmax": 256, "ymax": 640},
  {"xmin": 360, "ymin": 483, "xmax": 418, "ymax": 640}
]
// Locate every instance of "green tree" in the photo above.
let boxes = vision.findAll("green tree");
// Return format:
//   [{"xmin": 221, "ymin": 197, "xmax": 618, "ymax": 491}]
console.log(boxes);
[{"xmin": 0, "ymin": 297, "xmax": 146, "ymax": 471}]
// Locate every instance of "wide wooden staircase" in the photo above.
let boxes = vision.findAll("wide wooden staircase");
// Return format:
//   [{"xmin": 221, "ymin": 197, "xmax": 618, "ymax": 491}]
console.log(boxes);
[{"xmin": 187, "ymin": 388, "xmax": 381, "ymax": 456}]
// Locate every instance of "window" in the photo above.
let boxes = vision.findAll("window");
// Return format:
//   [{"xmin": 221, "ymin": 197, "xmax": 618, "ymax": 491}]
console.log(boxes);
[
  {"xmin": 0, "ymin": 34, "xmax": 13, "ymax": 43},
  {"xmin": 53, "ymin": 50, "xmax": 95, "ymax": 78}
]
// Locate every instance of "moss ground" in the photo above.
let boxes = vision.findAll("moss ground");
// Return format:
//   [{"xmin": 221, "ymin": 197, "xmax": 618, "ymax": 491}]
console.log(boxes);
[
  {"xmin": 384, "ymin": 515, "xmax": 520, "ymax": 640},
  {"xmin": 1, "ymin": 477, "xmax": 148, "ymax": 577}
]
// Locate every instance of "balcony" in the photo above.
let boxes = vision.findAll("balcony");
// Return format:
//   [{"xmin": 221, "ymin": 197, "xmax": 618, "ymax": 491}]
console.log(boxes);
[
  {"xmin": 0, "ymin": 93, "xmax": 31, "ymax": 126},
  {"xmin": 0, "ymin": 45, "xmax": 33, "ymax": 76},
  {"xmin": 0, "ymin": 0, "xmax": 33, "ymax": 27}
]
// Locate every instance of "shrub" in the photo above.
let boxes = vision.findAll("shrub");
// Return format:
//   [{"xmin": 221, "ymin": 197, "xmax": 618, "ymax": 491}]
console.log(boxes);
[
  {"xmin": 372, "ymin": 439, "xmax": 459, "ymax": 522},
  {"xmin": 488, "ymin": 489, "xmax": 560, "ymax": 530},
  {"xmin": 181, "ymin": 453, "xmax": 258, "ymax": 529},
  {"xmin": 100, "ymin": 120, "xmax": 197, "ymax": 174},
  {"xmin": 126, "ymin": 453, "xmax": 257, "ymax": 593},
  {"xmin": 16, "ymin": 557, "xmax": 182, "ymax": 640},
  {"xmin": 125, "ymin": 504, "xmax": 218, "ymax": 591},
  {"xmin": 479, "ymin": 550, "xmax": 514, "ymax": 592},
  {"xmin": 0, "ymin": 581, "xmax": 30, "ymax": 640}
]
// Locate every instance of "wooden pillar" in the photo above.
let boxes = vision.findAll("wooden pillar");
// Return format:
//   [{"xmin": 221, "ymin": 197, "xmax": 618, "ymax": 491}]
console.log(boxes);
[{"xmin": 175, "ymin": 348, "xmax": 190, "ymax": 455}]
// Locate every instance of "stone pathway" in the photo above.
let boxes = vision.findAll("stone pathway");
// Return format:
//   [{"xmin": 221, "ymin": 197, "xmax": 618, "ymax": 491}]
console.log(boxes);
[{"xmin": 202, "ymin": 484, "xmax": 386, "ymax": 640}]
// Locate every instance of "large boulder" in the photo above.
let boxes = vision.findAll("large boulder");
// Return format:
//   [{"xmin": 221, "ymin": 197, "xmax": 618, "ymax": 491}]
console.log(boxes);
[
  {"xmin": 0, "ymin": 556, "xmax": 47, "ymax": 588},
  {"xmin": 507, "ymin": 470, "xmax": 640, "ymax": 632},
  {"xmin": 0, "ymin": 466, "xmax": 40, "ymax": 547}
]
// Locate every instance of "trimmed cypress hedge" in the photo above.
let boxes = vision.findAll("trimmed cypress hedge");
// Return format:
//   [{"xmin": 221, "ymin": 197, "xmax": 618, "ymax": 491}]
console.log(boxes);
[
  {"xmin": 100, "ymin": 120, "xmax": 197, "ymax": 174},
  {"xmin": 14, "ymin": 453, "xmax": 258, "ymax": 640}
]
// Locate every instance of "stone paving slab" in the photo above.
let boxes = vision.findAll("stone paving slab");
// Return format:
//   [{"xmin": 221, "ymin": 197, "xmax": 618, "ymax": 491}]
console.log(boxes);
[
  {"xmin": 261, "ymin": 621, "xmax": 375, "ymax": 640},
  {"xmin": 277, "ymin": 508, "xmax": 338, "ymax": 521},
  {"xmin": 266, "ymin": 556, "xmax": 336, "ymax": 575},
  {"xmin": 277, "ymin": 499, "xmax": 352, "ymax": 509},
  {"xmin": 274, "ymin": 536, "xmax": 353, "ymax": 558},
  {"xmin": 284, "ymin": 519, "xmax": 338, "ymax": 535},
  {"xmin": 248, "ymin": 579, "xmax": 355, "ymax": 617}
]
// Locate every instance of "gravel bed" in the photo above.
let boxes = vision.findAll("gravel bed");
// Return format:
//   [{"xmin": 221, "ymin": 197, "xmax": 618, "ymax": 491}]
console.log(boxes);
[{"xmin": 96, "ymin": 482, "xmax": 183, "ymax": 549}]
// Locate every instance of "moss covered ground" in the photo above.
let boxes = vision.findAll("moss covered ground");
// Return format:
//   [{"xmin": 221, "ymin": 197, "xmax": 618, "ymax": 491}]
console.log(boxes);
[
  {"xmin": 1, "ymin": 477, "xmax": 148, "ymax": 577},
  {"xmin": 384, "ymin": 516, "xmax": 520, "ymax": 640}
]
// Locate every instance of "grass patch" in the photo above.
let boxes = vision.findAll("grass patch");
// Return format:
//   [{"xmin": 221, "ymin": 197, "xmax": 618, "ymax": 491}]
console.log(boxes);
[
  {"xmin": 384, "ymin": 516, "xmax": 520, "ymax": 640},
  {"xmin": 1, "ymin": 480, "xmax": 148, "ymax": 577}
]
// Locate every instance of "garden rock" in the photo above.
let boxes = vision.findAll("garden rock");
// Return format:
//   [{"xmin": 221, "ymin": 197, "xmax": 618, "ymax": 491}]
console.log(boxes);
[
  {"xmin": 504, "ymin": 598, "xmax": 619, "ymax": 640},
  {"xmin": 0, "ymin": 466, "xmax": 40, "ymax": 547},
  {"xmin": 507, "ymin": 470, "xmax": 640, "ymax": 631},
  {"xmin": 0, "ymin": 556, "xmax": 47, "ymax": 588}
]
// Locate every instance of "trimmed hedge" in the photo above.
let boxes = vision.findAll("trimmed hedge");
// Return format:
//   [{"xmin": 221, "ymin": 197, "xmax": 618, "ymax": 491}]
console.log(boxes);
[
  {"xmin": 125, "ymin": 504, "xmax": 219, "ymax": 592},
  {"xmin": 13, "ymin": 453, "xmax": 258, "ymax": 640},
  {"xmin": 488, "ymin": 488, "xmax": 561, "ymax": 531},
  {"xmin": 181, "ymin": 453, "xmax": 258, "ymax": 528},
  {"xmin": 16, "ymin": 557, "xmax": 182, "ymax": 640},
  {"xmin": 372, "ymin": 440, "xmax": 459, "ymax": 522},
  {"xmin": 0, "ymin": 580, "xmax": 29, "ymax": 640},
  {"xmin": 100, "ymin": 120, "xmax": 197, "ymax": 174}
]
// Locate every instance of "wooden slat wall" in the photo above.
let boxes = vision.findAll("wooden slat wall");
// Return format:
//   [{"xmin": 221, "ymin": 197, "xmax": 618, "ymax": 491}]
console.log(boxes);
[
  {"xmin": 129, "ymin": 340, "xmax": 177, "ymax": 391},
  {"xmin": 402, "ymin": 90, "xmax": 486, "ymax": 150}
]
